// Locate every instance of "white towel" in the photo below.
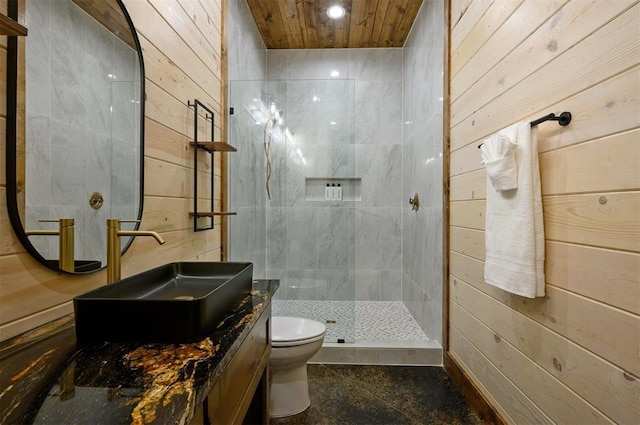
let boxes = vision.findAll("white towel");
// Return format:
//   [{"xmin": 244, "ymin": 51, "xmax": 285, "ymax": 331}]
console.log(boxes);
[
  {"xmin": 483, "ymin": 122, "xmax": 545, "ymax": 298},
  {"xmin": 481, "ymin": 134, "xmax": 518, "ymax": 191}
]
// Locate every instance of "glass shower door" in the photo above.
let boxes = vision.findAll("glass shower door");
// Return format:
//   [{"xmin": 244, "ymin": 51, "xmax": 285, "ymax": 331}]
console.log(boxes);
[{"xmin": 228, "ymin": 78, "xmax": 356, "ymax": 343}]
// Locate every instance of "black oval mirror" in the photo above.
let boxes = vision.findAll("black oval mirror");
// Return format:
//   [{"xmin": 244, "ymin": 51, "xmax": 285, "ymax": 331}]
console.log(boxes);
[{"xmin": 5, "ymin": 0, "xmax": 145, "ymax": 273}]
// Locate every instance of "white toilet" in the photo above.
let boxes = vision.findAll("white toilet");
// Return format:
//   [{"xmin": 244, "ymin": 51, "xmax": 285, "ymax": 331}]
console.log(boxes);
[{"xmin": 269, "ymin": 316, "xmax": 326, "ymax": 418}]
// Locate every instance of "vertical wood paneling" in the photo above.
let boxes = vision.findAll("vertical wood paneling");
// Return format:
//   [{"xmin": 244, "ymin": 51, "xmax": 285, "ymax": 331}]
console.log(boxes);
[
  {"xmin": 449, "ymin": 0, "xmax": 640, "ymax": 421},
  {"xmin": 0, "ymin": 0, "xmax": 225, "ymax": 341}
]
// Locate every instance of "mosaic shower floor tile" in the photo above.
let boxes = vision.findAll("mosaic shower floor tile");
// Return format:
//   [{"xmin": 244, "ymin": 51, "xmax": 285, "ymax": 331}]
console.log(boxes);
[{"xmin": 272, "ymin": 301, "xmax": 430, "ymax": 343}]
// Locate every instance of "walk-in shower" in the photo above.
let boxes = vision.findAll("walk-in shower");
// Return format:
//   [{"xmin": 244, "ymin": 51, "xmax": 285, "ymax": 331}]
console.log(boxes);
[
  {"xmin": 229, "ymin": 78, "xmax": 358, "ymax": 343},
  {"xmin": 228, "ymin": 76, "xmax": 440, "ymax": 364},
  {"xmin": 227, "ymin": 0, "xmax": 444, "ymax": 365}
]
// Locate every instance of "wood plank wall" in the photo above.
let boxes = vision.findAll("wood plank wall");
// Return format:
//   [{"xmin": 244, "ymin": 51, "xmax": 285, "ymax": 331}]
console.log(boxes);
[
  {"xmin": 448, "ymin": 0, "xmax": 640, "ymax": 423},
  {"xmin": 0, "ymin": 0, "xmax": 225, "ymax": 341}
]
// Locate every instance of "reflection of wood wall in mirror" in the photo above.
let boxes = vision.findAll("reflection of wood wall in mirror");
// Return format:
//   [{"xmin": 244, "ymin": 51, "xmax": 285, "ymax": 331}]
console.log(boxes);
[
  {"xmin": 71, "ymin": 0, "xmax": 136, "ymax": 50},
  {"xmin": 1, "ymin": 0, "xmax": 29, "ymax": 227}
]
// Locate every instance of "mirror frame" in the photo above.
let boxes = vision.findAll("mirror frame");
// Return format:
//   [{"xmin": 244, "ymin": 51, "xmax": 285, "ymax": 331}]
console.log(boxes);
[{"xmin": 5, "ymin": 0, "xmax": 146, "ymax": 274}]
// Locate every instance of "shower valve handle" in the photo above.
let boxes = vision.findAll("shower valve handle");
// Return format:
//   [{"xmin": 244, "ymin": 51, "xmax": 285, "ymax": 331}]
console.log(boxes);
[{"xmin": 409, "ymin": 194, "xmax": 420, "ymax": 211}]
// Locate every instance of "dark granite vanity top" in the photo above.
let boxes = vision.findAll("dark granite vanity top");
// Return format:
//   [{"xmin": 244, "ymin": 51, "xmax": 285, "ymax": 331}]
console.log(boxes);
[{"xmin": 0, "ymin": 280, "xmax": 278, "ymax": 425}]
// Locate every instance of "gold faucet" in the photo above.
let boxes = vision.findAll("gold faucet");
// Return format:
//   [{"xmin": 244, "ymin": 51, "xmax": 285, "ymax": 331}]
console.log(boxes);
[
  {"xmin": 106, "ymin": 219, "xmax": 165, "ymax": 284},
  {"xmin": 26, "ymin": 218, "xmax": 75, "ymax": 272}
]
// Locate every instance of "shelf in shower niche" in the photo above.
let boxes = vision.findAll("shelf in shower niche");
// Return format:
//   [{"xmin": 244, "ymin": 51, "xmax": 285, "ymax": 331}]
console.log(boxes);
[
  {"xmin": 189, "ymin": 212, "xmax": 237, "ymax": 217},
  {"xmin": 305, "ymin": 177, "xmax": 361, "ymax": 202},
  {"xmin": 190, "ymin": 141, "xmax": 237, "ymax": 152}
]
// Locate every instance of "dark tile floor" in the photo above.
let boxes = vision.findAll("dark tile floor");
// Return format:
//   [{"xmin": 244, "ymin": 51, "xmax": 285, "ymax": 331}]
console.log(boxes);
[{"xmin": 270, "ymin": 364, "xmax": 483, "ymax": 425}]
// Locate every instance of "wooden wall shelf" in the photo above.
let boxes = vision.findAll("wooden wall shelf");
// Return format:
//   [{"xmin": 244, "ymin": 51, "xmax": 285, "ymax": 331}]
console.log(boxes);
[
  {"xmin": 0, "ymin": 14, "xmax": 27, "ymax": 36},
  {"xmin": 187, "ymin": 100, "xmax": 237, "ymax": 231},
  {"xmin": 189, "ymin": 212, "xmax": 237, "ymax": 217},
  {"xmin": 190, "ymin": 141, "xmax": 237, "ymax": 152}
]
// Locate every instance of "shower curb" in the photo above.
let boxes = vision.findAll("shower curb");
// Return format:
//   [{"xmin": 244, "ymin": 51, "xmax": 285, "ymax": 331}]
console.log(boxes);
[{"xmin": 310, "ymin": 341, "xmax": 443, "ymax": 366}]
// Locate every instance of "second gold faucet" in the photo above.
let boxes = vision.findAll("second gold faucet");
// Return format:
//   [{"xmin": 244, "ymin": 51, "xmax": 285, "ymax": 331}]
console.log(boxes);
[
  {"xmin": 26, "ymin": 218, "xmax": 75, "ymax": 272},
  {"xmin": 106, "ymin": 219, "xmax": 165, "ymax": 284}
]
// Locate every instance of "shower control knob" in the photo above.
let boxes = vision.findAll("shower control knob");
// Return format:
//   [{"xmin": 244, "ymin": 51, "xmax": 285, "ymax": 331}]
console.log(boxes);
[{"xmin": 409, "ymin": 194, "xmax": 420, "ymax": 211}]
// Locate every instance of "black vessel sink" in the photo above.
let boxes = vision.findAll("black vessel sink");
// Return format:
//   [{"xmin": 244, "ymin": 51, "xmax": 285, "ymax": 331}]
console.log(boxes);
[{"xmin": 73, "ymin": 262, "xmax": 253, "ymax": 343}]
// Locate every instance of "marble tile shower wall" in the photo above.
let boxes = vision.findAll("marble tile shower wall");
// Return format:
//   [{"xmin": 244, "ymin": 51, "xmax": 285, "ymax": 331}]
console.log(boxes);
[
  {"xmin": 265, "ymin": 49, "xmax": 404, "ymax": 302},
  {"xmin": 401, "ymin": 0, "xmax": 445, "ymax": 343},
  {"xmin": 259, "ymin": 78, "xmax": 356, "ymax": 303},
  {"xmin": 227, "ymin": 0, "xmax": 267, "ymax": 82},
  {"xmin": 24, "ymin": 0, "xmax": 139, "ymax": 264}
]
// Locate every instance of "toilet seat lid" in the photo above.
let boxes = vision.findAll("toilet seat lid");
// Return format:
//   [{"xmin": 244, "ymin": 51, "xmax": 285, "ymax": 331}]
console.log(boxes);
[{"xmin": 271, "ymin": 316, "xmax": 326, "ymax": 343}]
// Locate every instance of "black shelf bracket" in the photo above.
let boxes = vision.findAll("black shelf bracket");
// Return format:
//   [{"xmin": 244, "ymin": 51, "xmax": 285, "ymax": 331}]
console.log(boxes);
[{"xmin": 188, "ymin": 99, "xmax": 215, "ymax": 232}]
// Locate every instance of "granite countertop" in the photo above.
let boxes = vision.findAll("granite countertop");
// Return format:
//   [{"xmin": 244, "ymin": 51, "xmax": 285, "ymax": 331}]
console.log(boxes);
[{"xmin": 0, "ymin": 279, "xmax": 278, "ymax": 425}]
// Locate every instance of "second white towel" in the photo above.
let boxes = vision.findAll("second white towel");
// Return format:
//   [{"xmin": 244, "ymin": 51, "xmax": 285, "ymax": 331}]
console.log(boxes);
[
  {"xmin": 481, "ymin": 134, "xmax": 518, "ymax": 191},
  {"xmin": 482, "ymin": 122, "xmax": 545, "ymax": 298}
]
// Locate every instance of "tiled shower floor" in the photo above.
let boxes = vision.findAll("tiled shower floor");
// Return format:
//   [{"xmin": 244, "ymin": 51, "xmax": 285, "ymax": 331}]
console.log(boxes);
[
  {"xmin": 272, "ymin": 300, "xmax": 429, "ymax": 342},
  {"xmin": 272, "ymin": 301, "xmax": 441, "ymax": 365}
]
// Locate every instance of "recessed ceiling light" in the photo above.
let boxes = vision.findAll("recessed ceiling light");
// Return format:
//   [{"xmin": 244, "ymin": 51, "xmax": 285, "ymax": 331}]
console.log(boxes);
[
  {"xmin": 327, "ymin": 5, "xmax": 346, "ymax": 19},
  {"xmin": 330, "ymin": 70, "xmax": 340, "ymax": 77}
]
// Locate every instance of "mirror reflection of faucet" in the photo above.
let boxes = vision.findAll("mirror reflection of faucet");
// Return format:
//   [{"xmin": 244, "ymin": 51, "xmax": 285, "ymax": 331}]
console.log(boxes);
[
  {"xmin": 106, "ymin": 219, "xmax": 166, "ymax": 284},
  {"xmin": 25, "ymin": 218, "xmax": 75, "ymax": 272}
]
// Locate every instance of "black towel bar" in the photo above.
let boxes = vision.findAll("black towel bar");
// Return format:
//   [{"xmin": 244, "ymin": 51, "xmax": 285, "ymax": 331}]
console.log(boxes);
[{"xmin": 478, "ymin": 112, "xmax": 572, "ymax": 148}]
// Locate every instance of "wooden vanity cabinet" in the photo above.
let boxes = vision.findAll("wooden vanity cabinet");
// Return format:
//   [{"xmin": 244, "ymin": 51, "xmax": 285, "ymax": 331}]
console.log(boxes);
[{"xmin": 191, "ymin": 302, "xmax": 271, "ymax": 425}]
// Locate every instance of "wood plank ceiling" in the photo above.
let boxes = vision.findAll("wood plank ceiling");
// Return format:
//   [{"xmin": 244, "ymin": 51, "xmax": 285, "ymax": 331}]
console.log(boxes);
[{"xmin": 245, "ymin": 0, "xmax": 424, "ymax": 49}]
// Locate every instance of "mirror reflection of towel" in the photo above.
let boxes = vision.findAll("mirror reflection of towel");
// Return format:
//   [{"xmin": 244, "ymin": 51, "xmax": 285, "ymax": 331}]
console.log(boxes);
[
  {"xmin": 480, "ymin": 134, "xmax": 518, "ymax": 191},
  {"xmin": 482, "ymin": 122, "xmax": 545, "ymax": 298}
]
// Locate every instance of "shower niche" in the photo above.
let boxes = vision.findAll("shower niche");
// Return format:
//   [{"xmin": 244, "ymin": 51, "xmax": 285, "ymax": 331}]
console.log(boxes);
[{"xmin": 305, "ymin": 178, "xmax": 361, "ymax": 202}]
